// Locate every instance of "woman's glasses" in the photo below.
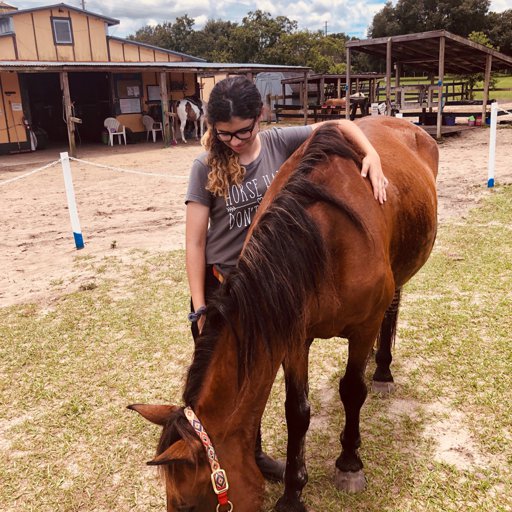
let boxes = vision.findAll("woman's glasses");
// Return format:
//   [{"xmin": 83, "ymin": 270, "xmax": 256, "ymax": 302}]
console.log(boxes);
[{"xmin": 214, "ymin": 117, "xmax": 257, "ymax": 142}]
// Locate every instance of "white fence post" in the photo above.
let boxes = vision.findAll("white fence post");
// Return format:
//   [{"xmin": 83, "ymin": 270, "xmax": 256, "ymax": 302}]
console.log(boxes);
[
  {"xmin": 60, "ymin": 152, "xmax": 84, "ymax": 249},
  {"xmin": 487, "ymin": 102, "xmax": 498, "ymax": 188}
]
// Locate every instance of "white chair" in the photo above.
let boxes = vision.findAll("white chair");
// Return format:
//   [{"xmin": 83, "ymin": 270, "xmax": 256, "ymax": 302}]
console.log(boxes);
[
  {"xmin": 142, "ymin": 114, "xmax": 163, "ymax": 143},
  {"xmin": 104, "ymin": 117, "xmax": 126, "ymax": 146}
]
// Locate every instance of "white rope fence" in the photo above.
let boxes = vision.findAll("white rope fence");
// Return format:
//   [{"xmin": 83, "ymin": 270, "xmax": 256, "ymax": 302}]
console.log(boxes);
[
  {"xmin": 1, "ymin": 152, "xmax": 189, "ymax": 249},
  {"xmin": 0, "ymin": 159, "xmax": 61, "ymax": 187},
  {"xmin": 68, "ymin": 157, "xmax": 187, "ymax": 180}
]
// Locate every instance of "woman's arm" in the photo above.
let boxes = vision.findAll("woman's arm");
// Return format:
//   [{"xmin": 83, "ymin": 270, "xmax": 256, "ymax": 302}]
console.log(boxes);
[
  {"xmin": 311, "ymin": 119, "xmax": 388, "ymax": 204},
  {"xmin": 185, "ymin": 201, "xmax": 210, "ymax": 332}
]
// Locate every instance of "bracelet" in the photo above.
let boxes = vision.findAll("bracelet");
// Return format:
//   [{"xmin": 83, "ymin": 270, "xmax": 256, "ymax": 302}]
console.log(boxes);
[{"xmin": 188, "ymin": 305, "xmax": 207, "ymax": 323}]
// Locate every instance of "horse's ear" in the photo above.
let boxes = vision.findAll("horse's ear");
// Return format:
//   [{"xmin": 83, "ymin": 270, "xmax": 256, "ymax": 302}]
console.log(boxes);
[
  {"xmin": 127, "ymin": 404, "xmax": 180, "ymax": 426},
  {"xmin": 147, "ymin": 439, "xmax": 198, "ymax": 466}
]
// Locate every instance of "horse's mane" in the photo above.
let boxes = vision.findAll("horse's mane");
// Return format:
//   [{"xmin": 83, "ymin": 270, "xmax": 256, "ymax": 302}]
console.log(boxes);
[{"xmin": 184, "ymin": 124, "xmax": 368, "ymax": 405}]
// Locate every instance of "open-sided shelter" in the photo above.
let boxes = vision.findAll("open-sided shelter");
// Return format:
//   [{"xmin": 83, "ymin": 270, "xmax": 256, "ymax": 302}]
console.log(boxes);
[{"xmin": 346, "ymin": 30, "xmax": 512, "ymax": 138}]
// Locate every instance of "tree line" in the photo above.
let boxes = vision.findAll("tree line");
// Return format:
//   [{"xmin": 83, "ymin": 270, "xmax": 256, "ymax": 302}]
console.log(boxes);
[{"xmin": 128, "ymin": 3, "xmax": 512, "ymax": 73}]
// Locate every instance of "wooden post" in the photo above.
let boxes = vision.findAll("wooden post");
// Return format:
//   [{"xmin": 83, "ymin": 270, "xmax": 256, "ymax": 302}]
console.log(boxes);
[
  {"xmin": 386, "ymin": 38, "xmax": 392, "ymax": 115},
  {"xmin": 160, "ymin": 72, "xmax": 170, "ymax": 147},
  {"xmin": 60, "ymin": 72, "xmax": 76, "ymax": 157},
  {"xmin": 337, "ymin": 77, "xmax": 341, "ymax": 99},
  {"xmin": 345, "ymin": 47, "xmax": 351, "ymax": 119},
  {"xmin": 395, "ymin": 63, "xmax": 401, "ymax": 108},
  {"xmin": 303, "ymin": 71, "xmax": 309, "ymax": 125},
  {"xmin": 482, "ymin": 54, "xmax": 492, "ymax": 126},
  {"xmin": 319, "ymin": 76, "xmax": 325, "ymax": 105},
  {"xmin": 436, "ymin": 36, "xmax": 445, "ymax": 139}
]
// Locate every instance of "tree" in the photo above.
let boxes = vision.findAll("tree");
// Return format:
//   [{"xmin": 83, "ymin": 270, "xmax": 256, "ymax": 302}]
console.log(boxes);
[
  {"xmin": 369, "ymin": 0, "xmax": 491, "ymax": 38},
  {"xmin": 458, "ymin": 31, "xmax": 498, "ymax": 99},
  {"xmin": 487, "ymin": 9, "xmax": 512, "ymax": 56},
  {"xmin": 128, "ymin": 15, "xmax": 196, "ymax": 55}
]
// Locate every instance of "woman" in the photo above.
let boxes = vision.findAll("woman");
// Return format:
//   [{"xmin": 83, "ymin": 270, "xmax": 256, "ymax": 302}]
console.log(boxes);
[{"xmin": 185, "ymin": 75, "xmax": 387, "ymax": 481}]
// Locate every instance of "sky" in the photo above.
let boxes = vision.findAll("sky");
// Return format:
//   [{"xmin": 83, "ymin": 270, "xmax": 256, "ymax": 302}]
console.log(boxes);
[{"xmin": 12, "ymin": 0, "xmax": 512, "ymax": 41}]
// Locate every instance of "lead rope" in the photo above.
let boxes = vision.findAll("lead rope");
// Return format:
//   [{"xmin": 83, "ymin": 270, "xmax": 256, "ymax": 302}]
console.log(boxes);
[{"xmin": 184, "ymin": 406, "xmax": 233, "ymax": 512}]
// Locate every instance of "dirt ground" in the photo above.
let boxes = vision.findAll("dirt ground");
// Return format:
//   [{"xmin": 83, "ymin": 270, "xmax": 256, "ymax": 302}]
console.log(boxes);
[{"xmin": 1, "ymin": 119, "xmax": 512, "ymax": 308}]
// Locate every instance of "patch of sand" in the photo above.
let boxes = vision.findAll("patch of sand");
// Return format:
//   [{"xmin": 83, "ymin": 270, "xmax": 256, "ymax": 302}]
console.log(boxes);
[{"xmin": 1, "ymin": 123, "xmax": 511, "ymax": 309}]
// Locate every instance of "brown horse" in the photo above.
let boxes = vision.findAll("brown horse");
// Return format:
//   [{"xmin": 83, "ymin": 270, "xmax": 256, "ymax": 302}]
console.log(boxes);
[{"xmin": 130, "ymin": 116, "xmax": 438, "ymax": 512}]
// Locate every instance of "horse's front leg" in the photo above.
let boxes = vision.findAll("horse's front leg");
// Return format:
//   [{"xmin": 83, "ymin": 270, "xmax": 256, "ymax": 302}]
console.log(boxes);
[
  {"xmin": 275, "ymin": 340, "xmax": 312, "ymax": 512},
  {"xmin": 335, "ymin": 325, "xmax": 380, "ymax": 493}
]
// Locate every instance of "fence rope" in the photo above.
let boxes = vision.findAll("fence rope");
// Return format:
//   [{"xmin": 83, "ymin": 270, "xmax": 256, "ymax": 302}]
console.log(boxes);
[
  {"xmin": 0, "ymin": 159, "xmax": 61, "ymax": 187},
  {"xmin": 69, "ymin": 157, "xmax": 187, "ymax": 180}
]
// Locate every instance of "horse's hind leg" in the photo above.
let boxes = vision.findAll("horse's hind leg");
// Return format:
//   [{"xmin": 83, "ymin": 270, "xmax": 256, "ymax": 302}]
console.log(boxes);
[
  {"xmin": 372, "ymin": 288, "xmax": 401, "ymax": 394},
  {"xmin": 275, "ymin": 341, "xmax": 312, "ymax": 512},
  {"xmin": 179, "ymin": 120, "xmax": 187, "ymax": 143},
  {"xmin": 335, "ymin": 326, "xmax": 380, "ymax": 493}
]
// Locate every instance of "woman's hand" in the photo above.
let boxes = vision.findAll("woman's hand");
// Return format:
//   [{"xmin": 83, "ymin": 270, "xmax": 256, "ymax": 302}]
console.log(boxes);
[{"xmin": 361, "ymin": 150, "xmax": 388, "ymax": 204}]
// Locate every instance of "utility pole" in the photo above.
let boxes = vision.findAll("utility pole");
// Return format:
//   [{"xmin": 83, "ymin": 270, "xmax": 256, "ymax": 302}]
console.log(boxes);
[
  {"xmin": 81, "ymin": 0, "xmax": 85, "ymax": 9},
  {"xmin": 325, "ymin": 21, "xmax": 328, "ymax": 36}
]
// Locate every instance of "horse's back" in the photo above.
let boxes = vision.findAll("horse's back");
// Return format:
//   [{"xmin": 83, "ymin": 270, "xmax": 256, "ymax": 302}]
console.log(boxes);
[{"xmin": 355, "ymin": 117, "xmax": 438, "ymax": 285}]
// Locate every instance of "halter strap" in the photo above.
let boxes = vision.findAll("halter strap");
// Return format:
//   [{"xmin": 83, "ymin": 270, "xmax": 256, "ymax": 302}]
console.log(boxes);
[{"xmin": 184, "ymin": 406, "xmax": 232, "ymax": 512}]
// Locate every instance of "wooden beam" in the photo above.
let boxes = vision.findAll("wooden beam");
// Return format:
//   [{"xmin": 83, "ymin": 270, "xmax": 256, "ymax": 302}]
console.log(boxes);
[
  {"xmin": 436, "ymin": 36, "xmax": 445, "ymax": 139},
  {"xmin": 345, "ymin": 47, "xmax": 351, "ymax": 119},
  {"xmin": 160, "ymin": 72, "xmax": 171, "ymax": 146},
  {"xmin": 386, "ymin": 38, "xmax": 392, "ymax": 115},
  {"xmin": 303, "ymin": 71, "xmax": 309, "ymax": 125},
  {"xmin": 60, "ymin": 72, "xmax": 76, "ymax": 158},
  {"xmin": 482, "ymin": 54, "xmax": 492, "ymax": 125}
]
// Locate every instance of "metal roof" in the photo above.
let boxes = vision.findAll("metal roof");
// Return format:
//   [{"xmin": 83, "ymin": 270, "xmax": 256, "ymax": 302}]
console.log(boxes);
[
  {"xmin": 347, "ymin": 30, "xmax": 512, "ymax": 74},
  {"xmin": 108, "ymin": 36, "xmax": 206, "ymax": 63},
  {"xmin": 0, "ymin": 2, "xmax": 119, "ymax": 26},
  {"xmin": 0, "ymin": 60, "xmax": 310, "ymax": 75}
]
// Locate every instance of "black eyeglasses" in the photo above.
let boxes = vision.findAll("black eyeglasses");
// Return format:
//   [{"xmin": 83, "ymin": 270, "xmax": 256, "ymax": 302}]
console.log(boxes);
[{"xmin": 214, "ymin": 117, "xmax": 258, "ymax": 142}]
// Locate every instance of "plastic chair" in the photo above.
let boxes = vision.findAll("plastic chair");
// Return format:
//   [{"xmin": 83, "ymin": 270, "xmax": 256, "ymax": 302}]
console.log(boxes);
[
  {"xmin": 142, "ymin": 114, "xmax": 163, "ymax": 143},
  {"xmin": 103, "ymin": 117, "xmax": 126, "ymax": 146}
]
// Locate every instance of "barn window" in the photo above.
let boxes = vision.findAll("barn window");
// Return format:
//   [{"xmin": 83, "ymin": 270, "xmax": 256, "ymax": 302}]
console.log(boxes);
[
  {"xmin": 0, "ymin": 17, "xmax": 14, "ymax": 35},
  {"xmin": 51, "ymin": 17, "xmax": 73, "ymax": 44}
]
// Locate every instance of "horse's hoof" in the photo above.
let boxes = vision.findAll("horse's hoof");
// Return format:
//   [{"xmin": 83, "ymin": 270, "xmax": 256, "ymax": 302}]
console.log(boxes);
[
  {"xmin": 334, "ymin": 468, "xmax": 366, "ymax": 493},
  {"xmin": 371, "ymin": 380, "xmax": 395, "ymax": 394},
  {"xmin": 275, "ymin": 495, "xmax": 308, "ymax": 512}
]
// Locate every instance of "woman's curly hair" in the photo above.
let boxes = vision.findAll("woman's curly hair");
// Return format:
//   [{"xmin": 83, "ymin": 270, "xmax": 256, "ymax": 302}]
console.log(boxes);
[{"xmin": 203, "ymin": 76, "xmax": 263, "ymax": 197}]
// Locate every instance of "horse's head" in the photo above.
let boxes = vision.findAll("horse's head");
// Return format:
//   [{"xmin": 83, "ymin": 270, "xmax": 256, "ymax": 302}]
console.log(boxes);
[{"xmin": 128, "ymin": 404, "xmax": 215, "ymax": 511}]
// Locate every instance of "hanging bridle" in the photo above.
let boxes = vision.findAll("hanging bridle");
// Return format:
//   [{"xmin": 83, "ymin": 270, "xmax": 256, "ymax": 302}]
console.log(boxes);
[{"xmin": 184, "ymin": 407, "xmax": 233, "ymax": 512}]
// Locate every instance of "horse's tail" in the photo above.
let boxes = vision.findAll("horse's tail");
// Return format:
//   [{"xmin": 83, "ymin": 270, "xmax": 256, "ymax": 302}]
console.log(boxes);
[{"xmin": 373, "ymin": 288, "xmax": 402, "ymax": 383}]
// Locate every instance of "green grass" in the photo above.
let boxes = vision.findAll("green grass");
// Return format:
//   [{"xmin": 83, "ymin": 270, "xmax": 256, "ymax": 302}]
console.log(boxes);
[
  {"xmin": 398, "ymin": 74, "xmax": 512, "ymax": 101},
  {"xmin": 1, "ymin": 187, "xmax": 511, "ymax": 511}
]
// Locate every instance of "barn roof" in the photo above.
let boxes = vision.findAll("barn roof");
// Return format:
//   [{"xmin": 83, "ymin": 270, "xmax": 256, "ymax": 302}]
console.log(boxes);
[{"xmin": 346, "ymin": 30, "xmax": 512, "ymax": 74}]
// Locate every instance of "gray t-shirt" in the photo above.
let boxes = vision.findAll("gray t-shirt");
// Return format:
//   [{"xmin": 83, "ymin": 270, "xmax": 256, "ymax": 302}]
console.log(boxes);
[{"xmin": 185, "ymin": 125, "xmax": 312, "ymax": 266}]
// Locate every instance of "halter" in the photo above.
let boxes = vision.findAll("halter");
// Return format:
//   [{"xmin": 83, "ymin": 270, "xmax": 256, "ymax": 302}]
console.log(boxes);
[{"xmin": 184, "ymin": 406, "xmax": 233, "ymax": 512}]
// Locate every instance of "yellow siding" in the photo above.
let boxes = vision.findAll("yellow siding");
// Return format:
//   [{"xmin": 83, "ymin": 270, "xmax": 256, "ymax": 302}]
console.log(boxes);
[
  {"xmin": 0, "ymin": 36, "xmax": 16, "ymax": 60},
  {"xmin": 138, "ymin": 47, "xmax": 154, "ymax": 62},
  {"xmin": 0, "ymin": 72, "xmax": 27, "ymax": 144},
  {"xmin": 56, "ymin": 44, "xmax": 74, "ymax": 61},
  {"xmin": 69, "ymin": 10, "xmax": 91, "ymax": 61},
  {"xmin": 108, "ymin": 40, "xmax": 124, "ymax": 62},
  {"xmin": 123, "ymin": 44, "xmax": 140, "ymax": 62},
  {"xmin": 12, "ymin": 12, "xmax": 39, "ymax": 60},
  {"xmin": 154, "ymin": 50, "xmax": 170, "ymax": 62},
  {"xmin": 88, "ymin": 18, "xmax": 108, "ymax": 61},
  {"xmin": 167, "ymin": 53, "xmax": 182, "ymax": 63},
  {"xmin": 32, "ymin": 10, "xmax": 57, "ymax": 60}
]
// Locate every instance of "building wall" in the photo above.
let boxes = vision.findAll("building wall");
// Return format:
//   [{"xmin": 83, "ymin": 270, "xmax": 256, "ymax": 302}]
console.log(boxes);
[
  {"xmin": 0, "ymin": 71, "xmax": 27, "ymax": 145},
  {"xmin": 0, "ymin": 35, "xmax": 16, "ymax": 59}
]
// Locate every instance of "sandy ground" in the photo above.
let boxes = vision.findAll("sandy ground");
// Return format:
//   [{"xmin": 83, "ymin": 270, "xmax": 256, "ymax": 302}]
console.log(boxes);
[{"xmin": 1, "ymin": 120, "xmax": 512, "ymax": 308}]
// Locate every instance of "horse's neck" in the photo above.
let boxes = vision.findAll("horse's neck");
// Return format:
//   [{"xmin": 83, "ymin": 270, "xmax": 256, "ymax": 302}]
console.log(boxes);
[{"xmin": 193, "ymin": 327, "xmax": 282, "ymax": 450}]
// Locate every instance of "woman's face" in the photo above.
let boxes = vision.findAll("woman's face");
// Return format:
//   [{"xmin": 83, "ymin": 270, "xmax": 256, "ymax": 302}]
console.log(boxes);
[{"xmin": 213, "ymin": 116, "xmax": 260, "ymax": 154}]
